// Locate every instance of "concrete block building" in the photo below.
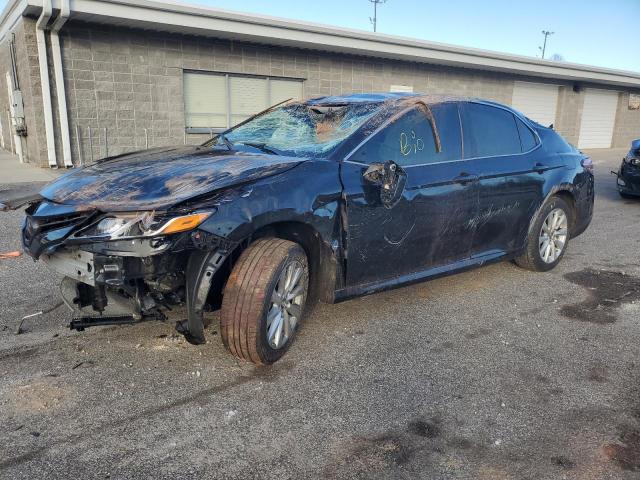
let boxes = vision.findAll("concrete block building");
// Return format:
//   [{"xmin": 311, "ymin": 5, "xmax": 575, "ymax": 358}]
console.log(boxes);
[{"xmin": 0, "ymin": 0, "xmax": 638, "ymax": 167}]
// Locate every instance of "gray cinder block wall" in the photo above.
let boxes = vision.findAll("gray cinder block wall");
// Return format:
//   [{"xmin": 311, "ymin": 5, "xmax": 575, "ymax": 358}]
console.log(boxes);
[
  {"xmin": 0, "ymin": 17, "xmax": 49, "ymax": 164},
  {"xmin": 613, "ymin": 92, "xmax": 640, "ymax": 147},
  {"xmin": 59, "ymin": 20, "xmax": 523, "ymax": 166},
  {"xmin": 1, "ymin": 17, "xmax": 638, "ymax": 167}
]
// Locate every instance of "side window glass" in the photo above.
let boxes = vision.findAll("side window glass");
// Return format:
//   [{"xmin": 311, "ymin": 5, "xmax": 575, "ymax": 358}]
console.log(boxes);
[
  {"xmin": 351, "ymin": 107, "xmax": 437, "ymax": 167},
  {"xmin": 431, "ymin": 103, "xmax": 462, "ymax": 161},
  {"xmin": 462, "ymin": 103, "xmax": 521, "ymax": 158},
  {"xmin": 514, "ymin": 116, "xmax": 538, "ymax": 152}
]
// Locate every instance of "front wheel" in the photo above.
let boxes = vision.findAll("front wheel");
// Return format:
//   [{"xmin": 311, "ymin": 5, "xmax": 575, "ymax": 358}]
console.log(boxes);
[
  {"xmin": 220, "ymin": 238, "xmax": 309, "ymax": 365},
  {"xmin": 515, "ymin": 196, "xmax": 572, "ymax": 272}
]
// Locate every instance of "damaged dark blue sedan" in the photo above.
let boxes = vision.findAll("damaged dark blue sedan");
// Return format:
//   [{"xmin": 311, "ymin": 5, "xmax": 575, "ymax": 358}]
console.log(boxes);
[
  {"xmin": 17, "ymin": 93, "xmax": 594, "ymax": 365},
  {"xmin": 613, "ymin": 138, "xmax": 640, "ymax": 198}
]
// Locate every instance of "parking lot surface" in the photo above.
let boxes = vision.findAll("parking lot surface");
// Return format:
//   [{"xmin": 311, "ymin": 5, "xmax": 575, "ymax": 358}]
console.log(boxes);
[{"xmin": 0, "ymin": 148, "xmax": 639, "ymax": 479}]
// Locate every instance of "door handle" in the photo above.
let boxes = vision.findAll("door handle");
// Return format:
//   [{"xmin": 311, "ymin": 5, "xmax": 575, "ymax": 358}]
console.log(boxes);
[
  {"xmin": 533, "ymin": 162, "xmax": 549, "ymax": 174},
  {"xmin": 453, "ymin": 172, "xmax": 479, "ymax": 184}
]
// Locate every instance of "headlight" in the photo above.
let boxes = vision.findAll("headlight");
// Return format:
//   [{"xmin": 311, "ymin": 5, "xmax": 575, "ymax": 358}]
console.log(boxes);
[
  {"xmin": 72, "ymin": 211, "xmax": 212, "ymax": 241},
  {"xmin": 625, "ymin": 154, "xmax": 640, "ymax": 166}
]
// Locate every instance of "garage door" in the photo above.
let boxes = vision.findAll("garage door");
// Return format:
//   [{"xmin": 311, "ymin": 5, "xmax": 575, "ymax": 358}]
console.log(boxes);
[
  {"xmin": 578, "ymin": 89, "xmax": 619, "ymax": 149},
  {"xmin": 511, "ymin": 82, "xmax": 558, "ymax": 127}
]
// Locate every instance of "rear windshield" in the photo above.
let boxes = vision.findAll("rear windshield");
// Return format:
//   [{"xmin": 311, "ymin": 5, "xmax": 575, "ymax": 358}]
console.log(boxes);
[{"xmin": 207, "ymin": 103, "xmax": 381, "ymax": 158}]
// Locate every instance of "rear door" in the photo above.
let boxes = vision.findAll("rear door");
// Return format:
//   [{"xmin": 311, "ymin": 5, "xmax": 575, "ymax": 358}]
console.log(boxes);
[{"xmin": 460, "ymin": 102, "xmax": 546, "ymax": 256}]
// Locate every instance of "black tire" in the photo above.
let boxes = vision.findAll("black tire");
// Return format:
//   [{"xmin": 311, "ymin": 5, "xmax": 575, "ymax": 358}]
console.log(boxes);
[
  {"xmin": 515, "ymin": 196, "xmax": 572, "ymax": 272},
  {"xmin": 220, "ymin": 238, "xmax": 309, "ymax": 365}
]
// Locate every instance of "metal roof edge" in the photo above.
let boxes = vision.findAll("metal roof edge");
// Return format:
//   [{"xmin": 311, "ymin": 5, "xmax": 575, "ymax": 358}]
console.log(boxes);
[
  {"xmin": 7, "ymin": 0, "xmax": 640, "ymax": 88},
  {"xmin": 0, "ymin": 0, "xmax": 30, "ymax": 42}
]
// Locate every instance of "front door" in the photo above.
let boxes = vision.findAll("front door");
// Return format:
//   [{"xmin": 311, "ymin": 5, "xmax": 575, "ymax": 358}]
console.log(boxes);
[{"xmin": 341, "ymin": 103, "xmax": 479, "ymax": 287}]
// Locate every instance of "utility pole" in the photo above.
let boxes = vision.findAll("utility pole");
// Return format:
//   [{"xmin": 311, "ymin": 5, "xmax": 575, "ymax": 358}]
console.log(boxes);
[
  {"xmin": 539, "ymin": 30, "xmax": 554, "ymax": 59},
  {"xmin": 369, "ymin": 0, "xmax": 387, "ymax": 33}
]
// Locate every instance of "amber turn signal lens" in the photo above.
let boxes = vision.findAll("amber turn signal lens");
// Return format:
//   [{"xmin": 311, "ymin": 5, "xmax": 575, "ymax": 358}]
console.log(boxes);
[{"xmin": 157, "ymin": 212, "xmax": 211, "ymax": 235}]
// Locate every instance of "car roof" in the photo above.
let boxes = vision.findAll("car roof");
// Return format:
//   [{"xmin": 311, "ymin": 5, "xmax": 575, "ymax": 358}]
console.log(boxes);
[
  {"xmin": 302, "ymin": 93, "xmax": 536, "ymax": 127},
  {"xmin": 304, "ymin": 92, "xmax": 477, "ymax": 107}
]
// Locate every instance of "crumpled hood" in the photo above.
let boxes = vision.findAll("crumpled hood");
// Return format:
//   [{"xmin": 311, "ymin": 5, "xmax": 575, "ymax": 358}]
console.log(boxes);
[{"xmin": 40, "ymin": 146, "xmax": 305, "ymax": 211}]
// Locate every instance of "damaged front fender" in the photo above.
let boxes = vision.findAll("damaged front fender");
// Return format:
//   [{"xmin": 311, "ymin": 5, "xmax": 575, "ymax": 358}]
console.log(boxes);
[{"xmin": 178, "ymin": 249, "xmax": 229, "ymax": 345}]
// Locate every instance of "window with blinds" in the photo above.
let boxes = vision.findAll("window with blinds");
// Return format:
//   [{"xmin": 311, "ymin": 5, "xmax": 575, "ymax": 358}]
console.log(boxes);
[{"xmin": 183, "ymin": 72, "xmax": 304, "ymax": 130}]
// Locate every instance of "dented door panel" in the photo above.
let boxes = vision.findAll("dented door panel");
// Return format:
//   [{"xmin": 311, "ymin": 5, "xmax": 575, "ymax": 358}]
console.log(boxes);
[
  {"xmin": 469, "ymin": 152, "xmax": 547, "ymax": 256},
  {"xmin": 341, "ymin": 157, "xmax": 479, "ymax": 287},
  {"xmin": 404, "ymin": 162, "xmax": 479, "ymax": 268},
  {"xmin": 340, "ymin": 160, "xmax": 416, "ymax": 285},
  {"xmin": 341, "ymin": 101, "xmax": 478, "ymax": 286}
]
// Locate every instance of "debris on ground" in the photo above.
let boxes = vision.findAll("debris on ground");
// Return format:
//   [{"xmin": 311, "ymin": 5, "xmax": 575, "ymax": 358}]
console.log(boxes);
[
  {"xmin": 0, "ymin": 250, "xmax": 21, "ymax": 259},
  {"xmin": 16, "ymin": 301, "xmax": 64, "ymax": 334},
  {"xmin": 72, "ymin": 360, "xmax": 95, "ymax": 370}
]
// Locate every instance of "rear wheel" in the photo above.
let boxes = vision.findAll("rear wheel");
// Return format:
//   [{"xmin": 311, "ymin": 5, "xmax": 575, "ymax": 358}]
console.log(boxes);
[
  {"xmin": 220, "ymin": 238, "xmax": 309, "ymax": 365},
  {"xmin": 515, "ymin": 196, "xmax": 572, "ymax": 272}
]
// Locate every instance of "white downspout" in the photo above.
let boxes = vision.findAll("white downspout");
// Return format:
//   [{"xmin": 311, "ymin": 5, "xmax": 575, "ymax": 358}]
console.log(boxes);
[
  {"xmin": 6, "ymin": 71, "xmax": 23, "ymax": 163},
  {"xmin": 51, "ymin": 0, "xmax": 72, "ymax": 167},
  {"xmin": 35, "ymin": 0, "xmax": 57, "ymax": 167}
]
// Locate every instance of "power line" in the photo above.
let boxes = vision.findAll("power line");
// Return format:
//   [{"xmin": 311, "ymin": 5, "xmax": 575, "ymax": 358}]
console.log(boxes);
[{"xmin": 369, "ymin": 0, "xmax": 387, "ymax": 33}]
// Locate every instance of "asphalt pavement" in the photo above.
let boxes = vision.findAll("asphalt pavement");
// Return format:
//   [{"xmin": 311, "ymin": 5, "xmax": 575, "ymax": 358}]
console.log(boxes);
[{"xmin": 0, "ymin": 148, "xmax": 639, "ymax": 479}]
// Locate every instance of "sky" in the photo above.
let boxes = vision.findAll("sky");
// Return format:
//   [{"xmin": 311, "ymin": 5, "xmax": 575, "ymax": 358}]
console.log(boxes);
[
  {"xmin": 184, "ymin": 0, "xmax": 640, "ymax": 73},
  {"xmin": 3, "ymin": 0, "xmax": 638, "ymax": 72}
]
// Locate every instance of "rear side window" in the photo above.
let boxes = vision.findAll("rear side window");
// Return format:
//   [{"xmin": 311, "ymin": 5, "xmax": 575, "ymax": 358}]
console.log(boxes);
[
  {"xmin": 431, "ymin": 103, "xmax": 463, "ymax": 161},
  {"xmin": 515, "ymin": 116, "xmax": 538, "ymax": 152},
  {"xmin": 461, "ymin": 103, "xmax": 521, "ymax": 158},
  {"xmin": 351, "ymin": 107, "xmax": 438, "ymax": 167}
]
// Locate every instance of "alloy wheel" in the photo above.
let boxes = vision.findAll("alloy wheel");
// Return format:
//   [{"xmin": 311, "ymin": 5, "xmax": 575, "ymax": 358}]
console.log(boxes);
[
  {"xmin": 266, "ymin": 260, "xmax": 306, "ymax": 349},
  {"xmin": 538, "ymin": 208, "xmax": 568, "ymax": 264}
]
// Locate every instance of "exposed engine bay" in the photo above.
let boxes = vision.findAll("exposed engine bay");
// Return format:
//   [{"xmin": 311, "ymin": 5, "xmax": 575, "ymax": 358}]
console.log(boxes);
[{"xmin": 22, "ymin": 197, "xmax": 237, "ymax": 344}]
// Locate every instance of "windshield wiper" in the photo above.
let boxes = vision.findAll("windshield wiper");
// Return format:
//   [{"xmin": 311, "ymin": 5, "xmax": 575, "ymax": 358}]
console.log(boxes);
[
  {"xmin": 240, "ymin": 142, "xmax": 284, "ymax": 156},
  {"xmin": 216, "ymin": 134, "xmax": 234, "ymax": 151}
]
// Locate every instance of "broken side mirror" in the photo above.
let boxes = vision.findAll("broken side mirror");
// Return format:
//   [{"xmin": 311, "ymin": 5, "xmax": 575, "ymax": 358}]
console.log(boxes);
[
  {"xmin": 363, "ymin": 162, "xmax": 386, "ymax": 185},
  {"xmin": 362, "ymin": 160, "xmax": 406, "ymax": 208},
  {"xmin": 363, "ymin": 161, "xmax": 398, "ymax": 185}
]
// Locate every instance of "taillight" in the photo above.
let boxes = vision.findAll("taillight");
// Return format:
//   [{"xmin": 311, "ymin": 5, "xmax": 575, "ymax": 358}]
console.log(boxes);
[{"xmin": 581, "ymin": 157, "xmax": 594, "ymax": 174}]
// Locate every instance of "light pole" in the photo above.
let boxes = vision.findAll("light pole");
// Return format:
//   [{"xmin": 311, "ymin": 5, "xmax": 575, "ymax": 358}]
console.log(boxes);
[
  {"xmin": 369, "ymin": 0, "xmax": 387, "ymax": 33},
  {"xmin": 539, "ymin": 30, "xmax": 554, "ymax": 59}
]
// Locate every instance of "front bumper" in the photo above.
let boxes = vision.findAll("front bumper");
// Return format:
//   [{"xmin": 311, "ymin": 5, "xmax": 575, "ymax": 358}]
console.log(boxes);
[
  {"xmin": 21, "ymin": 197, "xmax": 238, "ymax": 343},
  {"xmin": 613, "ymin": 156, "xmax": 640, "ymax": 196},
  {"xmin": 26, "ymin": 215, "xmax": 234, "ymax": 344},
  {"xmin": 42, "ymin": 247, "xmax": 188, "ymax": 320},
  {"xmin": 615, "ymin": 165, "xmax": 640, "ymax": 196},
  {"xmin": 41, "ymin": 243, "xmax": 231, "ymax": 344}
]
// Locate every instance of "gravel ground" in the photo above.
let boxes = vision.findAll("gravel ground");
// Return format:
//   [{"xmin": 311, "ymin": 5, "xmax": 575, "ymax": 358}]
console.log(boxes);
[{"xmin": 1, "ymin": 149, "xmax": 639, "ymax": 479}]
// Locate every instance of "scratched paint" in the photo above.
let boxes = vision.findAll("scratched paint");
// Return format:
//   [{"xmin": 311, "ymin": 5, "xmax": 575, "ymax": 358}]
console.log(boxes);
[{"xmin": 466, "ymin": 202, "xmax": 521, "ymax": 230}]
